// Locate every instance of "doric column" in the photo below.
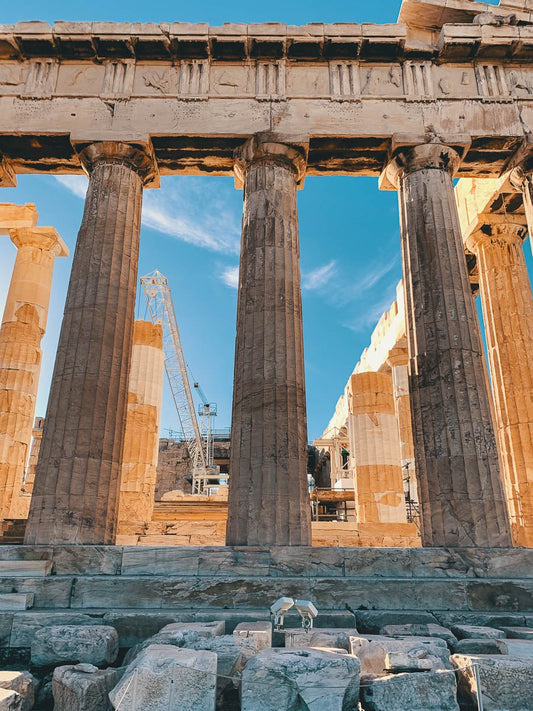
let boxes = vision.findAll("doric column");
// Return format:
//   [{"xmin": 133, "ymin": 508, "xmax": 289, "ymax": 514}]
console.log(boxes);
[
  {"xmin": 0, "ymin": 227, "xmax": 68, "ymax": 520},
  {"xmin": 25, "ymin": 142, "xmax": 157, "ymax": 545},
  {"xmin": 386, "ymin": 348, "xmax": 416, "ymax": 488},
  {"xmin": 465, "ymin": 220, "xmax": 533, "ymax": 546},
  {"xmin": 117, "ymin": 320, "xmax": 164, "ymax": 536},
  {"xmin": 386, "ymin": 143, "xmax": 512, "ymax": 547},
  {"xmin": 347, "ymin": 371, "xmax": 407, "ymax": 524},
  {"xmin": 226, "ymin": 134, "xmax": 311, "ymax": 546}
]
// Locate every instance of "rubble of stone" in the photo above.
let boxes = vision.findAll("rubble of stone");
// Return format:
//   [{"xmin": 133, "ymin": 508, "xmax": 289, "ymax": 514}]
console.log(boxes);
[
  {"xmin": 52, "ymin": 665, "xmax": 122, "ymax": 711},
  {"xmin": 241, "ymin": 648, "xmax": 360, "ymax": 711},
  {"xmin": 360, "ymin": 670, "xmax": 460, "ymax": 711},
  {"xmin": 31, "ymin": 625, "xmax": 119, "ymax": 668},
  {"xmin": 3, "ymin": 611, "xmax": 533, "ymax": 709},
  {"xmin": 108, "ymin": 644, "xmax": 217, "ymax": 711}
]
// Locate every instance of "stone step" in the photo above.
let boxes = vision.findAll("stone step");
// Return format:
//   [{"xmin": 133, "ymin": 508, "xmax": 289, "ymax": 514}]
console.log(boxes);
[
  {"xmin": 0, "ymin": 545, "xmax": 533, "ymax": 581},
  {"xmin": 0, "ymin": 561, "xmax": 52, "ymax": 577},
  {"xmin": 0, "ymin": 538, "xmax": 24, "ymax": 546},
  {"xmin": 0, "ymin": 594, "xmax": 33, "ymax": 611}
]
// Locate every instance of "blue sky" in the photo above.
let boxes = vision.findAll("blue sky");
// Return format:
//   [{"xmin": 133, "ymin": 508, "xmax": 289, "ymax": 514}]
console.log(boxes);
[{"xmin": 0, "ymin": 0, "xmax": 521, "ymax": 441}]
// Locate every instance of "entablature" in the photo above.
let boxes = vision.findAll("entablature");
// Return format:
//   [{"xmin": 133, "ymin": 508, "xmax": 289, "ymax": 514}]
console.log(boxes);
[
  {"xmin": 1, "ymin": 21, "xmax": 533, "ymax": 178},
  {"xmin": 1, "ymin": 20, "xmax": 533, "ymax": 63}
]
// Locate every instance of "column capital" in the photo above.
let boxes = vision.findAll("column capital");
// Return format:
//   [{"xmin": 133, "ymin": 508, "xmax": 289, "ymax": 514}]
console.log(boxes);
[
  {"xmin": 0, "ymin": 203, "xmax": 38, "ymax": 235},
  {"xmin": 465, "ymin": 219, "xmax": 527, "ymax": 254},
  {"xmin": 385, "ymin": 143, "xmax": 461, "ymax": 189},
  {"xmin": 9, "ymin": 226, "xmax": 69, "ymax": 258},
  {"xmin": 386, "ymin": 347, "xmax": 409, "ymax": 369},
  {"xmin": 75, "ymin": 141, "xmax": 159, "ymax": 188},
  {"xmin": 234, "ymin": 133, "xmax": 308, "ymax": 190},
  {"xmin": 509, "ymin": 161, "xmax": 533, "ymax": 192},
  {"xmin": 0, "ymin": 155, "xmax": 16, "ymax": 188}
]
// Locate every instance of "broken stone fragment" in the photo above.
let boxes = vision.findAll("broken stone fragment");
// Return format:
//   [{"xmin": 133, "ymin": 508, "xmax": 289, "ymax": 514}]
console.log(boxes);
[
  {"xmin": 497, "ymin": 626, "xmax": 533, "ymax": 640},
  {"xmin": 350, "ymin": 635, "xmax": 452, "ymax": 675},
  {"xmin": 0, "ymin": 688, "xmax": 22, "ymax": 711},
  {"xmin": 241, "ymin": 648, "xmax": 360, "ymax": 711},
  {"xmin": 380, "ymin": 623, "xmax": 456, "ymax": 646},
  {"xmin": 109, "ymin": 644, "xmax": 217, "ymax": 711},
  {"xmin": 233, "ymin": 621, "xmax": 272, "ymax": 652},
  {"xmin": 52, "ymin": 665, "xmax": 122, "ymax": 711},
  {"xmin": 385, "ymin": 650, "xmax": 444, "ymax": 673},
  {"xmin": 451, "ymin": 624, "xmax": 505, "ymax": 640},
  {"xmin": 451, "ymin": 638, "xmax": 505, "ymax": 655},
  {"xmin": 284, "ymin": 628, "xmax": 358, "ymax": 652},
  {"xmin": 31, "ymin": 625, "xmax": 119, "ymax": 667},
  {"xmin": 157, "ymin": 621, "xmax": 225, "ymax": 638},
  {"xmin": 356, "ymin": 611, "xmax": 436, "ymax": 634},
  {"xmin": 360, "ymin": 670, "xmax": 459, "ymax": 711},
  {"xmin": 0, "ymin": 673, "xmax": 33, "ymax": 711},
  {"xmin": 452, "ymin": 653, "xmax": 533, "ymax": 711}
]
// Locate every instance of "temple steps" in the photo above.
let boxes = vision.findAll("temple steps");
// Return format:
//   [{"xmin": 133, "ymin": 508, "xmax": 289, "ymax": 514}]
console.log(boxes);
[
  {"xmin": 0, "ymin": 560, "xmax": 51, "ymax": 577},
  {"xmin": 0, "ymin": 593, "xmax": 34, "ymax": 611},
  {"xmin": 0, "ymin": 519, "xmax": 26, "ymax": 545},
  {"xmin": 0, "ymin": 545, "xmax": 532, "ymax": 657}
]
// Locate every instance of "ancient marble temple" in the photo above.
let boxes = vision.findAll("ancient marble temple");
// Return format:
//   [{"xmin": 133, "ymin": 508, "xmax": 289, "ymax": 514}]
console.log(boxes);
[{"xmin": 0, "ymin": 0, "xmax": 532, "ymax": 554}]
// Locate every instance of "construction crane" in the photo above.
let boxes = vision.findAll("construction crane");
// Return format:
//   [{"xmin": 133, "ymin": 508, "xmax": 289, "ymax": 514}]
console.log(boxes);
[{"xmin": 140, "ymin": 269, "xmax": 221, "ymax": 494}]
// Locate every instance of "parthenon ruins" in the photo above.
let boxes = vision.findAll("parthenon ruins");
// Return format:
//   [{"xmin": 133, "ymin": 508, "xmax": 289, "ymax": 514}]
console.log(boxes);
[{"xmin": 2, "ymin": 0, "xmax": 533, "ymax": 709}]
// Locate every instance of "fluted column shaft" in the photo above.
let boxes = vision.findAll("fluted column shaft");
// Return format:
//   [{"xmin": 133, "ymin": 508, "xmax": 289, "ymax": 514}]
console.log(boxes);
[
  {"xmin": 0, "ymin": 227, "xmax": 67, "ymax": 520},
  {"xmin": 226, "ymin": 135, "xmax": 311, "ymax": 546},
  {"xmin": 348, "ymin": 371, "xmax": 407, "ymax": 524},
  {"xmin": 117, "ymin": 320, "xmax": 164, "ymax": 534},
  {"xmin": 466, "ymin": 222, "xmax": 533, "ymax": 546},
  {"xmin": 25, "ymin": 142, "xmax": 155, "ymax": 544},
  {"xmin": 387, "ymin": 144, "xmax": 512, "ymax": 547}
]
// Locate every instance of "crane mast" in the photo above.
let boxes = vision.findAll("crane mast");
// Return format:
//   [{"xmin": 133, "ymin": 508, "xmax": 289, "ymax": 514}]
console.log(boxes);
[{"xmin": 140, "ymin": 269, "xmax": 210, "ymax": 492}]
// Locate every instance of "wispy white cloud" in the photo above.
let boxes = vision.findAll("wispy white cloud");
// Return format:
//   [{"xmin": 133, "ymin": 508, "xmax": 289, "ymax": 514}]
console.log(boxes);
[
  {"xmin": 220, "ymin": 265, "xmax": 240, "ymax": 289},
  {"xmin": 55, "ymin": 175, "xmax": 241, "ymax": 255},
  {"xmin": 55, "ymin": 175, "xmax": 88, "ymax": 199},
  {"xmin": 302, "ymin": 260, "xmax": 337, "ymax": 292},
  {"xmin": 342, "ymin": 281, "xmax": 399, "ymax": 333}
]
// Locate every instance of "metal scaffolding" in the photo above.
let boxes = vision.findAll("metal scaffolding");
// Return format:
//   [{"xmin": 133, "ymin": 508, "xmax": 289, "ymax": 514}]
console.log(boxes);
[{"xmin": 141, "ymin": 269, "xmax": 214, "ymax": 493}]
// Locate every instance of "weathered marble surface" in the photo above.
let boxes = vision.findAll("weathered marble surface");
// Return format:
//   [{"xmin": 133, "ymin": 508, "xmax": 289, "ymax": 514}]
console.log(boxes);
[
  {"xmin": 450, "ymin": 624, "xmax": 505, "ymax": 640},
  {"xmin": 241, "ymin": 648, "xmax": 360, "ymax": 711},
  {"xmin": 452, "ymin": 653, "xmax": 533, "ymax": 710},
  {"xmin": 380, "ymin": 623, "xmax": 456, "ymax": 645},
  {"xmin": 109, "ymin": 644, "xmax": 217, "ymax": 711},
  {"xmin": 0, "ymin": 562, "xmax": 51, "ymax": 577},
  {"xmin": 2, "ymin": 545, "xmax": 533, "ymax": 581},
  {"xmin": 284, "ymin": 628, "xmax": 358, "ymax": 652},
  {"xmin": 31, "ymin": 625, "xmax": 118, "ymax": 667},
  {"xmin": 0, "ymin": 595, "xmax": 32, "ymax": 612},
  {"xmin": 233, "ymin": 622, "xmax": 272, "ymax": 652},
  {"xmin": 451, "ymin": 638, "xmax": 506, "ymax": 655},
  {"xmin": 53, "ymin": 665, "xmax": 122, "ymax": 711},
  {"xmin": 350, "ymin": 635, "xmax": 452, "ymax": 675},
  {"xmin": 360, "ymin": 670, "xmax": 459, "ymax": 711},
  {"xmin": 0, "ymin": 689, "xmax": 21, "ymax": 711}
]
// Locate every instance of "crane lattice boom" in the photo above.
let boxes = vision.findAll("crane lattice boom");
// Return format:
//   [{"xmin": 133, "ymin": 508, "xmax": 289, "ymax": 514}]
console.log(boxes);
[{"xmin": 140, "ymin": 270, "xmax": 208, "ymax": 485}]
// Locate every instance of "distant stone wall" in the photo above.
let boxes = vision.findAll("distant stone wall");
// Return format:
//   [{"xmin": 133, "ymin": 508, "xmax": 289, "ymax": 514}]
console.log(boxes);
[{"xmin": 155, "ymin": 439, "xmax": 231, "ymax": 500}]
